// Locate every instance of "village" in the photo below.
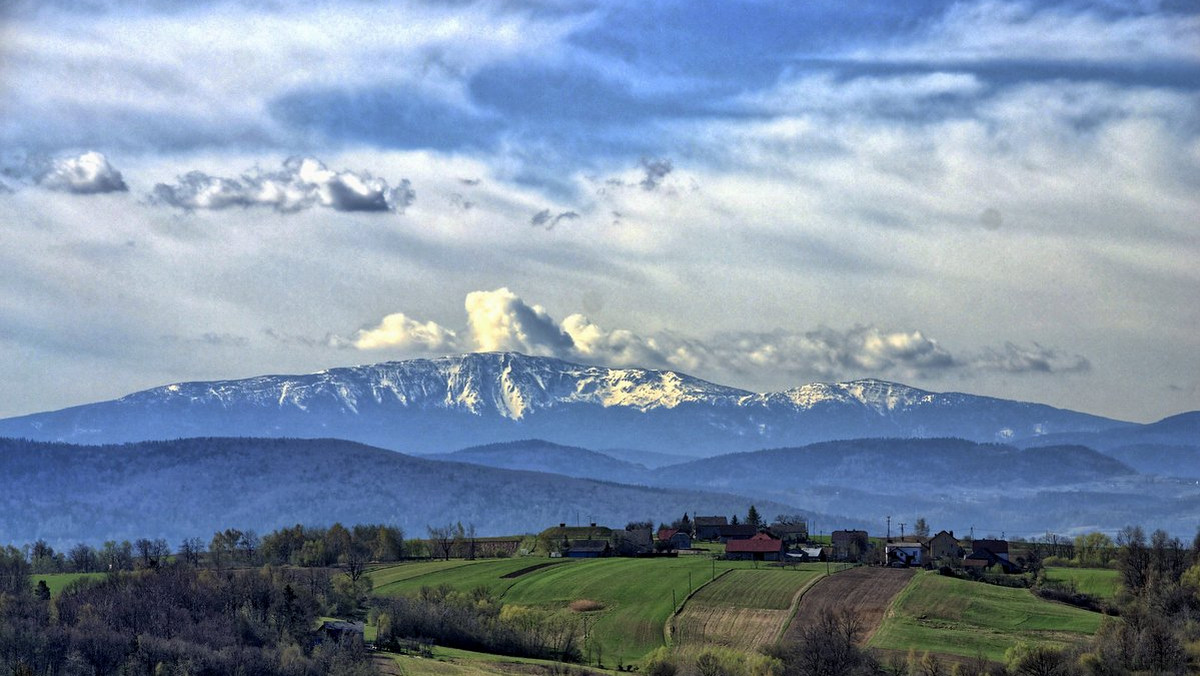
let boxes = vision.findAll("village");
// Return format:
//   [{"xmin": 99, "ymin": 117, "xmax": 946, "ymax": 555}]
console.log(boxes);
[{"xmin": 526, "ymin": 511, "xmax": 1028, "ymax": 576}]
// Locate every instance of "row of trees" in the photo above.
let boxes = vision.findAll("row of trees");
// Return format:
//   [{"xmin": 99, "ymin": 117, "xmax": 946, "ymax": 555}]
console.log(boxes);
[{"xmin": 10, "ymin": 522, "xmax": 410, "ymax": 575}]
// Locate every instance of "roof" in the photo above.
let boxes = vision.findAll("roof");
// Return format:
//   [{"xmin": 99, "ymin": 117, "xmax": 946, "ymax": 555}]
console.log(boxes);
[
  {"xmin": 569, "ymin": 540, "xmax": 610, "ymax": 553},
  {"xmin": 931, "ymin": 530, "xmax": 956, "ymax": 541},
  {"xmin": 832, "ymin": 530, "xmax": 868, "ymax": 542},
  {"xmin": 718, "ymin": 524, "xmax": 758, "ymax": 537},
  {"xmin": 769, "ymin": 524, "xmax": 808, "ymax": 535},
  {"xmin": 972, "ymin": 539, "xmax": 1009, "ymax": 554},
  {"xmin": 694, "ymin": 516, "xmax": 728, "ymax": 527},
  {"xmin": 658, "ymin": 528, "xmax": 681, "ymax": 541},
  {"xmin": 726, "ymin": 532, "xmax": 783, "ymax": 553},
  {"xmin": 886, "ymin": 542, "xmax": 924, "ymax": 550}
]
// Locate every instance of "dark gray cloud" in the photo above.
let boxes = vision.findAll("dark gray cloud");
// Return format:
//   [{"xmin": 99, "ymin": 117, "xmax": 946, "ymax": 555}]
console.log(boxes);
[
  {"xmin": 530, "ymin": 209, "xmax": 580, "ymax": 230},
  {"xmin": 973, "ymin": 342, "xmax": 1091, "ymax": 374},
  {"xmin": 38, "ymin": 152, "xmax": 128, "ymax": 194},
  {"xmin": 150, "ymin": 157, "xmax": 414, "ymax": 213},
  {"xmin": 639, "ymin": 157, "xmax": 673, "ymax": 190}
]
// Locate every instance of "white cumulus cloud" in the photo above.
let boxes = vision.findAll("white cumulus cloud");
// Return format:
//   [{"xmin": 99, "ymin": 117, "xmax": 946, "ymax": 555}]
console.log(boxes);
[
  {"xmin": 38, "ymin": 151, "xmax": 128, "ymax": 194},
  {"xmin": 150, "ymin": 157, "xmax": 414, "ymax": 213},
  {"xmin": 346, "ymin": 289, "xmax": 1086, "ymax": 386},
  {"xmin": 353, "ymin": 312, "xmax": 459, "ymax": 351}
]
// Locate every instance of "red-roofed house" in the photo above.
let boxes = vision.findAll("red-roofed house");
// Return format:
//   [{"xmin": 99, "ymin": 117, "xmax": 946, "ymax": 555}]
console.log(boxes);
[{"xmin": 724, "ymin": 532, "xmax": 784, "ymax": 561}]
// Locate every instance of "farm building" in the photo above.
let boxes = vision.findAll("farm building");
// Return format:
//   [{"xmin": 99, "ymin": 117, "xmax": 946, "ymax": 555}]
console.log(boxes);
[
  {"xmin": 971, "ymin": 539, "xmax": 1010, "ymax": 561},
  {"xmin": 612, "ymin": 528, "xmax": 654, "ymax": 556},
  {"xmin": 786, "ymin": 547, "xmax": 825, "ymax": 562},
  {"xmin": 767, "ymin": 522, "xmax": 808, "ymax": 544},
  {"xmin": 717, "ymin": 524, "xmax": 757, "ymax": 543},
  {"xmin": 831, "ymin": 530, "xmax": 870, "ymax": 562},
  {"xmin": 318, "ymin": 620, "xmax": 364, "ymax": 643},
  {"xmin": 657, "ymin": 528, "xmax": 692, "ymax": 550},
  {"xmin": 928, "ymin": 530, "xmax": 963, "ymax": 561},
  {"xmin": 885, "ymin": 541, "xmax": 925, "ymax": 567},
  {"xmin": 725, "ymin": 532, "xmax": 784, "ymax": 561},
  {"xmin": 567, "ymin": 540, "xmax": 612, "ymax": 558},
  {"xmin": 693, "ymin": 516, "xmax": 728, "ymax": 540}
]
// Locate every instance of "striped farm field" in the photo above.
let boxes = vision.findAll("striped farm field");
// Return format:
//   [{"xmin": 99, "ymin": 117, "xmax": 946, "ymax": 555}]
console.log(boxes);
[
  {"xmin": 869, "ymin": 571, "xmax": 1104, "ymax": 662},
  {"xmin": 371, "ymin": 557, "xmax": 567, "ymax": 597},
  {"xmin": 673, "ymin": 568, "xmax": 822, "ymax": 651}
]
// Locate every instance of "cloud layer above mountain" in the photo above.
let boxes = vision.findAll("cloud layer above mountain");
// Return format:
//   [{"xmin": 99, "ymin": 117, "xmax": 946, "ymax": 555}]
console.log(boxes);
[{"xmin": 350, "ymin": 288, "xmax": 1092, "ymax": 385}]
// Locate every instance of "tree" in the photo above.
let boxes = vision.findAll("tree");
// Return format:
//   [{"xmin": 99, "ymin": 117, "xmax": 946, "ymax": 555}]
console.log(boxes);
[
  {"xmin": 178, "ymin": 537, "xmax": 205, "ymax": 567},
  {"xmin": 68, "ymin": 543, "xmax": 97, "ymax": 573},
  {"xmin": 746, "ymin": 505, "xmax": 763, "ymax": 529},
  {"xmin": 428, "ymin": 525, "xmax": 455, "ymax": 561},
  {"xmin": 730, "ymin": 514, "xmax": 739, "ymax": 526},
  {"xmin": 913, "ymin": 517, "xmax": 930, "ymax": 539},
  {"xmin": 33, "ymin": 580, "xmax": 50, "ymax": 601},
  {"xmin": 0, "ymin": 545, "xmax": 30, "ymax": 595}
]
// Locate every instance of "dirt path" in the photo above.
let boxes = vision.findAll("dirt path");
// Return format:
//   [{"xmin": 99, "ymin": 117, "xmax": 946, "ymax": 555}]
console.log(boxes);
[{"xmin": 782, "ymin": 567, "xmax": 915, "ymax": 646}]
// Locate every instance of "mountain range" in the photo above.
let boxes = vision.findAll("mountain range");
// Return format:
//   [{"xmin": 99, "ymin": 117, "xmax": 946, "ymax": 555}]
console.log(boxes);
[{"xmin": 0, "ymin": 351, "xmax": 1174, "ymax": 457}]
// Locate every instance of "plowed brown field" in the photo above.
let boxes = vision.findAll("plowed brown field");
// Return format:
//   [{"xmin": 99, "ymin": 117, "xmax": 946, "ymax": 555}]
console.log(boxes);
[{"xmin": 783, "ymin": 567, "xmax": 915, "ymax": 645}]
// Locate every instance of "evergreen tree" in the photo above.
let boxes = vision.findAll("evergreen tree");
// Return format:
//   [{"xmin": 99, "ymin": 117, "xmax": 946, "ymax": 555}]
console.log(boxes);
[{"xmin": 746, "ymin": 505, "xmax": 762, "ymax": 528}]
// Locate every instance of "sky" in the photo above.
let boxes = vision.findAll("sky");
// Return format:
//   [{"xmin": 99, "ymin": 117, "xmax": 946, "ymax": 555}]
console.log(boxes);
[{"xmin": 0, "ymin": 0, "xmax": 1197, "ymax": 423}]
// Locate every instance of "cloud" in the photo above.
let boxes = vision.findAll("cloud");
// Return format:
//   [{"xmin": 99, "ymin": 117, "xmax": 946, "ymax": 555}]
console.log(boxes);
[
  {"xmin": 353, "ymin": 313, "xmax": 459, "ymax": 351},
  {"xmin": 530, "ymin": 209, "xmax": 579, "ymax": 230},
  {"xmin": 464, "ymin": 288, "xmax": 575, "ymax": 357},
  {"xmin": 639, "ymin": 157, "xmax": 673, "ymax": 190},
  {"xmin": 38, "ymin": 151, "xmax": 128, "ymax": 194},
  {"xmin": 349, "ymin": 289, "xmax": 1088, "ymax": 386},
  {"xmin": 972, "ymin": 342, "xmax": 1091, "ymax": 374},
  {"xmin": 150, "ymin": 157, "xmax": 414, "ymax": 213}
]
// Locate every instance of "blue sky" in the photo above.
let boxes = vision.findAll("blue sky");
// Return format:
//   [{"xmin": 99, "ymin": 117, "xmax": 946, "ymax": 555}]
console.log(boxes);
[{"xmin": 0, "ymin": 0, "xmax": 1197, "ymax": 422}]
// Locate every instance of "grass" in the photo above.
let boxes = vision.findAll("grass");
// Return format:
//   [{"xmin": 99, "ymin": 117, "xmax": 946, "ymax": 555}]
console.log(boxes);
[
  {"xmin": 674, "ymin": 568, "xmax": 822, "ymax": 651},
  {"xmin": 1043, "ymin": 567, "xmax": 1121, "ymax": 601},
  {"xmin": 870, "ymin": 571, "xmax": 1104, "ymax": 662},
  {"xmin": 30, "ymin": 572, "xmax": 106, "ymax": 597},
  {"xmin": 371, "ymin": 557, "xmax": 556, "ymax": 597},
  {"xmin": 379, "ymin": 645, "xmax": 615, "ymax": 675}
]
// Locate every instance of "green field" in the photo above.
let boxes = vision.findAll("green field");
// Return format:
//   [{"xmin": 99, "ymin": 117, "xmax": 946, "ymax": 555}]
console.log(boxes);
[
  {"xmin": 31, "ymin": 572, "xmax": 106, "ymax": 597},
  {"xmin": 870, "ymin": 572, "xmax": 1104, "ymax": 662},
  {"xmin": 1043, "ymin": 567, "xmax": 1121, "ymax": 601},
  {"xmin": 371, "ymin": 557, "xmax": 569, "ymax": 597},
  {"xmin": 372, "ymin": 555, "xmax": 806, "ymax": 666}
]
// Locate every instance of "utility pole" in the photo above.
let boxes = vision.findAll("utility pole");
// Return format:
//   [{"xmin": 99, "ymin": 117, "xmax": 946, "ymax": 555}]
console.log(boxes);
[
  {"xmin": 900, "ymin": 523, "xmax": 906, "ymax": 540},
  {"xmin": 886, "ymin": 516, "xmax": 891, "ymax": 542}
]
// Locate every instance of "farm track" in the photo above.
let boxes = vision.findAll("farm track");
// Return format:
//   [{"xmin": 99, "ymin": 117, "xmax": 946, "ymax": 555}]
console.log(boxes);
[{"xmin": 783, "ymin": 567, "xmax": 915, "ymax": 646}]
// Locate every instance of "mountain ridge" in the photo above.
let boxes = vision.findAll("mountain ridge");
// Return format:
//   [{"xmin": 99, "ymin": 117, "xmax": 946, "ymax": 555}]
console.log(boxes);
[{"xmin": 0, "ymin": 351, "xmax": 1152, "ymax": 456}]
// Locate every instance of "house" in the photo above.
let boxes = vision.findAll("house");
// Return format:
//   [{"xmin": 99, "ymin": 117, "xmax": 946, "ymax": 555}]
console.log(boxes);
[
  {"xmin": 657, "ymin": 528, "xmax": 692, "ymax": 550},
  {"xmin": 767, "ymin": 522, "xmax": 809, "ymax": 544},
  {"xmin": 717, "ymin": 524, "xmax": 758, "ymax": 543},
  {"xmin": 967, "ymin": 539, "xmax": 1018, "ymax": 573},
  {"xmin": 971, "ymin": 539, "xmax": 1009, "ymax": 561},
  {"xmin": 928, "ymin": 530, "xmax": 962, "ymax": 561},
  {"xmin": 612, "ymin": 528, "xmax": 654, "ymax": 556},
  {"xmin": 693, "ymin": 516, "xmax": 728, "ymax": 540},
  {"xmin": 885, "ymin": 541, "xmax": 925, "ymax": 567},
  {"xmin": 319, "ymin": 620, "xmax": 365, "ymax": 644},
  {"xmin": 831, "ymin": 530, "xmax": 870, "ymax": 562},
  {"xmin": 725, "ymin": 532, "xmax": 785, "ymax": 561},
  {"xmin": 567, "ymin": 540, "xmax": 612, "ymax": 558},
  {"xmin": 786, "ymin": 547, "xmax": 825, "ymax": 562}
]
